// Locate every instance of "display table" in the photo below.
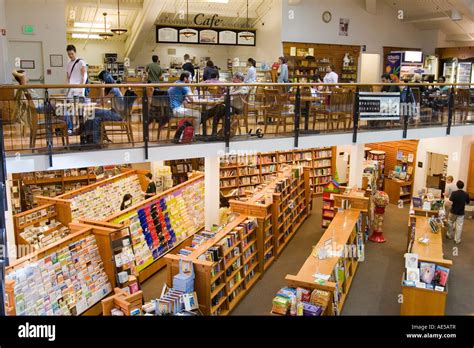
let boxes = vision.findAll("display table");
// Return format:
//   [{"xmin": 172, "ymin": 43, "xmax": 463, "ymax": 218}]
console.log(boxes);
[
  {"xmin": 285, "ymin": 208, "xmax": 366, "ymax": 315},
  {"xmin": 401, "ymin": 216, "xmax": 453, "ymax": 315}
]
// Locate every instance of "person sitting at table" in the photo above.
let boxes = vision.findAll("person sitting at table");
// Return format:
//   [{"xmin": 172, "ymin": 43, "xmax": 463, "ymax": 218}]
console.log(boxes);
[
  {"xmin": 12, "ymin": 69, "xmax": 73, "ymax": 133},
  {"xmin": 230, "ymin": 72, "xmax": 250, "ymax": 114},
  {"xmin": 168, "ymin": 71, "xmax": 201, "ymax": 134},
  {"xmin": 84, "ymin": 70, "xmax": 136, "ymax": 145},
  {"xmin": 437, "ymin": 76, "xmax": 450, "ymax": 94},
  {"xmin": 203, "ymin": 70, "xmax": 225, "ymax": 97}
]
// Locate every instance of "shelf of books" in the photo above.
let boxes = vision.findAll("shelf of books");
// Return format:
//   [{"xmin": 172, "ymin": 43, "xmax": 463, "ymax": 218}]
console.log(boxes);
[
  {"xmin": 165, "ymin": 158, "xmax": 204, "ymax": 186},
  {"xmin": 5, "ymin": 224, "xmax": 117, "ymax": 316},
  {"xmin": 165, "ymin": 215, "xmax": 260, "ymax": 315},
  {"xmin": 283, "ymin": 209, "xmax": 366, "ymax": 315},
  {"xmin": 272, "ymin": 167, "xmax": 311, "ymax": 256},
  {"xmin": 220, "ymin": 148, "xmax": 335, "ymax": 199},
  {"xmin": 401, "ymin": 215, "xmax": 453, "ymax": 315},
  {"xmin": 322, "ymin": 180, "xmax": 340, "ymax": 228},
  {"xmin": 102, "ymin": 174, "xmax": 205, "ymax": 283},
  {"xmin": 367, "ymin": 150, "xmax": 386, "ymax": 190}
]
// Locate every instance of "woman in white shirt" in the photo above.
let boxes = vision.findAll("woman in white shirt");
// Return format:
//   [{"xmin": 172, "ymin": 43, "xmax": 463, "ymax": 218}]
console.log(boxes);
[
  {"xmin": 244, "ymin": 58, "xmax": 257, "ymax": 83},
  {"xmin": 323, "ymin": 64, "xmax": 338, "ymax": 84}
]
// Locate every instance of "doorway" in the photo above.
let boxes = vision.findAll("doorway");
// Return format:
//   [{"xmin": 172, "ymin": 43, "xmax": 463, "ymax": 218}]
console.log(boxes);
[
  {"xmin": 8, "ymin": 41, "xmax": 44, "ymax": 84},
  {"xmin": 426, "ymin": 152, "xmax": 448, "ymax": 192}
]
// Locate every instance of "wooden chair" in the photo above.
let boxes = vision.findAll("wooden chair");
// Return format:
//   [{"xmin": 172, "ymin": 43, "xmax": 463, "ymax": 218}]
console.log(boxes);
[
  {"xmin": 150, "ymin": 91, "xmax": 172, "ymax": 141},
  {"xmin": 454, "ymin": 88, "xmax": 473, "ymax": 124},
  {"xmin": 27, "ymin": 96, "xmax": 69, "ymax": 150},
  {"xmin": 312, "ymin": 88, "xmax": 353, "ymax": 131},
  {"xmin": 101, "ymin": 92, "xmax": 136, "ymax": 146},
  {"xmin": 263, "ymin": 89, "xmax": 294, "ymax": 133}
]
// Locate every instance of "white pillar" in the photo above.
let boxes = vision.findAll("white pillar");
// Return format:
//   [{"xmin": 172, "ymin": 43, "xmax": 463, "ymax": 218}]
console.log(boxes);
[
  {"xmin": 0, "ymin": 0, "xmax": 8, "ymax": 83},
  {"xmin": 348, "ymin": 144, "xmax": 365, "ymax": 188},
  {"xmin": 204, "ymin": 156, "xmax": 220, "ymax": 230}
]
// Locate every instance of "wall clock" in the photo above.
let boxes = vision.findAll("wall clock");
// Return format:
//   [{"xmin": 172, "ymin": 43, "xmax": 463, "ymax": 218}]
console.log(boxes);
[{"xmin": 322, "ymin": 11, "xmax": 332, "ymax": 23}]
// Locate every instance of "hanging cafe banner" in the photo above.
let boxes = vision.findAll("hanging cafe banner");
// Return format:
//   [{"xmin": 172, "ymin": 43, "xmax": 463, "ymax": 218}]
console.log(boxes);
[
  {"xmin": 358, "ymin": 92, "xmax": 401, "ymax": 121},
  {"xmin": 156, "ymin": 13, "xmax": 256, "ymax": 46}
]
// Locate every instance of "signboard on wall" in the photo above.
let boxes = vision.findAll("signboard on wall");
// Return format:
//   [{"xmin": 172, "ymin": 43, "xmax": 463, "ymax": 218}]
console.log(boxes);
[
  {"xmin": 156, "ymin": 26, "xmax": 256, "ymax": 46},
  {"xmin": 359, "ymin": 92, "xmax": 400, "ymax": 121},
  {"xmin": 385, "ymin": 53, "xmax": 402, "ymax": 80}
]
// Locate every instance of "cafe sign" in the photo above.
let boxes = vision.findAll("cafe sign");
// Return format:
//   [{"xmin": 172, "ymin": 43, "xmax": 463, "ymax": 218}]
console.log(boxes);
[{"xmin": 359, "ymin": 92, "xmax": 401, "ymax": 121}]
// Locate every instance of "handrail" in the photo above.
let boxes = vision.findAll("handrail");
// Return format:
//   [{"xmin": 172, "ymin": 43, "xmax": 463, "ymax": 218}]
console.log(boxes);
[{"xmin": 0, "ymin": 82, "xmax": 472, "ymax": 90}]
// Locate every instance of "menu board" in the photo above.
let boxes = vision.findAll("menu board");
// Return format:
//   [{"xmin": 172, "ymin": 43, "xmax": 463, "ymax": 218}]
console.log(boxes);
[
  {"xmin": 200, "ymin": 29, "xmax": 218, "ymax": 44},
  {"xmin": 179, "ymin": 28, "xmax": 199, "ymax": 43},
  {"xmin": 237, "ymin": 31, "xmax": 256, "ymax": 46},
  {"xmin": 157, "ymin": 27, "xmax": 178, "ymax": 43},
  {"xmin": 219, "ymin": 30, "xmax": 237, "ymax": 45}
]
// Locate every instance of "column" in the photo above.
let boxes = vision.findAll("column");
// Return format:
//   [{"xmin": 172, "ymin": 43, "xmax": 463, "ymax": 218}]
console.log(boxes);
[
  {"xmin": 4, "ymin": 174, "xmax": 15, "ymax": 260},
  {"xmin": 0, "ymin": 0, "xmax": 8, "ymax": 83},
  {"xmin": 348, "ymin": 143, "xmax": 365, "ymax": 188},
  {"xmin": 204, "ymin": 156, "xmax": 220, "ymax": 230}
]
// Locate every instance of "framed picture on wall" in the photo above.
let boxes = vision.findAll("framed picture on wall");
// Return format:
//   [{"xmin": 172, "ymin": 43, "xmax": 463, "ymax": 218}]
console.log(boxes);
[
  {"xmin": 20, "ymin": 60, "xmax": 35, "ymax": 69},
  {"xmin": 179, "ymin": 28, "xmax": 199, "ymax": 43},
  {"xmin": 237, "ymin": 31, "xmax": 256, "ymax": 46},
  {"xmin": 199, "ymin": 30, "xmax": 218, "ymax": 44},
  {"xmin": 49, "ymin": 54, "xmax": 63, "ymax": 67}
]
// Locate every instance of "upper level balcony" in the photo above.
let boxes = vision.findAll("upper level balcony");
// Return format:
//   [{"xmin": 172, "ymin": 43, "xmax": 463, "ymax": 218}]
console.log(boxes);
[{"xmin": 1, "ymin": 82, "xmax": 473, "ymax": 172}]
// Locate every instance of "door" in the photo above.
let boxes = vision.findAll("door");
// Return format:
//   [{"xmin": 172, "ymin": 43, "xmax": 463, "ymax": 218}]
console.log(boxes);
[{"xmin": 8, "ymin": 41, "xmax": 44, "ymax": 83}]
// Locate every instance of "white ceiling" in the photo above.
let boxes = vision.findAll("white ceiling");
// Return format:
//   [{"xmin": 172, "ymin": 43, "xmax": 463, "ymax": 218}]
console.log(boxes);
[
  {"xmin": 66, "ymin": 0, "xmax": 271, "ymax": 41},
  {"xmin": 384, "ymin": 0, "xmax": 474, "ymax": 42}
]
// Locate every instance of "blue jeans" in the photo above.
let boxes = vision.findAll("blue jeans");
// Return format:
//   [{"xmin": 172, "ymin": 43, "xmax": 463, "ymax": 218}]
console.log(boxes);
[{"xmin": 85, "ymin": 109, "xmax": 122, "ymax": 144}]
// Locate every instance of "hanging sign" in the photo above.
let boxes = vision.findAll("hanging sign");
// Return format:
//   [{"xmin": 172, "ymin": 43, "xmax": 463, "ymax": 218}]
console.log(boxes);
[{"xmin": 359, "ymin": 92, "xmax": 401, "ymax": 121}]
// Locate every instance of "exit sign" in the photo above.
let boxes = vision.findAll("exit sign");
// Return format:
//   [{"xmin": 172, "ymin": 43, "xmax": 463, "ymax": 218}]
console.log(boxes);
[{"xmin": 22, "ymin": 25, "xmax": 35, "ymax": 35}]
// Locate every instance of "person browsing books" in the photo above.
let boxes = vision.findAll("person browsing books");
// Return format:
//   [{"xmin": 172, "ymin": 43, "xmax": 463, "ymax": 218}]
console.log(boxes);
[
  {"xmin": 447, "ymin": 180, "xmax": 470, "ymax": 244},
  {"xmin": 120, "ymin": 193, "xmax": 133, "ymax": 211},
  {"xmin": 143, "ymin": 173, "xmax": 156, "ymax": 199}
]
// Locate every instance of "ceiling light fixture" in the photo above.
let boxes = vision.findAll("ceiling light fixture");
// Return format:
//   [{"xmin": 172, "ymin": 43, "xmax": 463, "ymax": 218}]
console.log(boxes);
[
  {"xmin": 99, "ymin": 12, "xmax": 114, "ymax": 39},
  {"xmin": 240, "ymin": 0, "xmax": 255, "ymax": 40},
  {"xmin": 181, "ymin": 0, "xmax": 197, "ymax": 38},
  {"xmin": 111, "ymin": 0, "xmax": 128, "ymax": 35}
]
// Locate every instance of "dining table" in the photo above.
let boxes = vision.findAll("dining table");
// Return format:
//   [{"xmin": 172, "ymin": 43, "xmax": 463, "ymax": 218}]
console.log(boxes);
[{"xmin": 190, "ymin": 97, "xmax": 225, "ymax": 136}]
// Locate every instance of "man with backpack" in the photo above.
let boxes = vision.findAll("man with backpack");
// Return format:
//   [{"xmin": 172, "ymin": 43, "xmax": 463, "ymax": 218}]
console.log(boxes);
[
  {"xmin": 66, "ymin": 45, "xmax": 88, "ymax": 98},
  {"xmin": 168, "ymin": 71, "xmax": 201, "ymax": 140}
]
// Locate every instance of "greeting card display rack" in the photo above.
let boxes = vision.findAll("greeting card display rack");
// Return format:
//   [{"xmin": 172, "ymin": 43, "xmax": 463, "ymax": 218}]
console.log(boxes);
[
  {"xmin": 401, "ymin": 215, "xmax": 453, "ymax": 315},
  {"xmin": 284, "ymin": 209, "xmax": 367, "ymax": 316},
  {"xmin": 5, "ymin": 223, "xmax": 119, "ymax": 316},
  {"xmin": 367, "ymin": 150, "xmax": 386, "ymax": 190}
]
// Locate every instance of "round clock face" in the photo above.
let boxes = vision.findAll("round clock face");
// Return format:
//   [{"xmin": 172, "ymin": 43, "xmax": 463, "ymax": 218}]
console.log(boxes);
[{"xmin": 322, "ymin": 11, "xmax": 332, "ymax": 23}]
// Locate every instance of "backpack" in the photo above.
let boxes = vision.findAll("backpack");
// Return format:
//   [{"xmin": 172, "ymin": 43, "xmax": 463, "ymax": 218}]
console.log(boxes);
[{"xmin": 173, "ymin": 119, "xmax": 194, "ymax": 144}]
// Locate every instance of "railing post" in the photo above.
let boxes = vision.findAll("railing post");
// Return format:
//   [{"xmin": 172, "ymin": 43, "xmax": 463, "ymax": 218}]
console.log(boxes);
[
  {"xmin": 402, "ymin": 86, "xmax": 410, "ymax": 139},
  {"xmin": 352, "ymin": 87, "xmax": 359, "ymax": 143},
  {"xmin": 294, "ymin": 86, "xmax": 301, "ymax": 148},
  {"xmin": 0, "ymin": 118, "xmax": 8, "ymax": 316},
  {"xmin": 44, "ymin": 89, "xmax": 53, "ymax": 167},
  {"xmin": 447, "ymin": 86, "xmax": 454, "ymax": 135},
  {"xmin": 142, "ymin": 87, "xmax": 149, "ymax": 160},
  {"xmin": 224, "ymin": 87, "xmax": 231, "ymax": 153}
]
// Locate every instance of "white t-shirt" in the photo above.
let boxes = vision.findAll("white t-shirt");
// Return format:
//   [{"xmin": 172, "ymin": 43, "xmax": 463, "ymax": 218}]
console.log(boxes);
[
  {"xmin": 67, "ymin": 58, "xmax": 88, "ymax": 85},
  {"xmin": 323, "ymin": 71, "xmax": 338, "ymax": 84}
]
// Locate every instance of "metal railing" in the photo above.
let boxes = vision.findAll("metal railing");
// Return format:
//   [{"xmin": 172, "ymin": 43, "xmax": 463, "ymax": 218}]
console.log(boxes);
[{"xmin": 0, "ymin": 82, "xmax": 473, "ymax": 162}]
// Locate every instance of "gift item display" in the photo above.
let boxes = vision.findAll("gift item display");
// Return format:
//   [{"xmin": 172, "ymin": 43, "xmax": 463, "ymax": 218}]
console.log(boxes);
[
  {"xmin": 101, "ymin": 287, "xmax": 144, "ymax": 316},
  {"xmin": 322, "ymin": 180, "xmax": 340, "ymax": 228},
  {"xmin": 69, "ymin": 174, "xmax": 143, "ymax": 221},
  {"xmin": 284, "ymin": 209, "xmax": 367, "ymax": 316},
  {"xmin": 401, "ymin": 216, "xmax": 453, "ymax": 315},
  {"xmin": 141, "ymin": 285, "xmax": 200, "ymax": 316},
  {"xmin": 271, "ymin": 287, "xmax": 331, "ymax": 316},
  {"xmin": 6, "ymin": 234, "xmax": 112, "ymax": 316},
  {"xmin": 111, "ymin": 176, "xmax": 205, "ymax": 274},
  {"xmin": 368, "ymin": 191, "xmax": 390, "ymax": 243},
  {"xmin": 109, "ymin": 227, "xmax": 140, "ymax": 293},
  {"xmin": 367, "ymin": 150, "xmax": 386, "ymax": 190}
]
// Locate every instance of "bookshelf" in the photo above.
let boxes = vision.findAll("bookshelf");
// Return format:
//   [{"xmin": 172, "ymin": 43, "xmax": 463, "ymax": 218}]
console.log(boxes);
[
  {"xmin": 220, "ymin": 147, "xmax": 335, "ymax": 199},
  {"xmin": 367, "ymin": 150, "xmax": 386, "ymax": 190},
  {"xmin": 5, "ymin": 224, "xmax": 117, "ymax": 316},
  {"xmin": 322, "ymin": 180, "xmax": 340, "ymax": 228},
  {"xmin": 401, "ymin": 216, "xmax": 453, "ymax": 315},
  {"xmin": 282, "ymin": 42, "xmax": 361, "ymax": 83},
  {"xmin": 285, "ymin": 209, "xmax": 367, "ymax": 315},
  {"xmin": 165, "ymin": 215, "xmax": 260, "ymax": 315},
  {"xmin": 165, "ymin": 158, "xmax": 204, "ymax": 186}
]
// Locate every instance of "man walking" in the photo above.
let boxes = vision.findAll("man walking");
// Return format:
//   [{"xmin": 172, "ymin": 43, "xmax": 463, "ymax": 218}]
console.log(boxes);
[{"xmin": 447, "ymin": 180, "xmax": 470, "ymax": 244}]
